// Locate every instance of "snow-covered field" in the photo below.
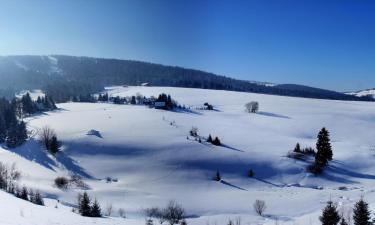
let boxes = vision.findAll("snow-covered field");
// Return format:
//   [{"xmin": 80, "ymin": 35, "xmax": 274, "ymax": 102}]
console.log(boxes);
[{"xmin": 2, "ymin": 86, "xmax": 375, "ymax": 225}]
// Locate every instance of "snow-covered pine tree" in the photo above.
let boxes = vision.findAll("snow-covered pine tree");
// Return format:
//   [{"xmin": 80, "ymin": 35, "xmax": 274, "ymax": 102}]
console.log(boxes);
[{"xmin": 319, "ymin": 201, "xmax": 340, "ymax": 225}]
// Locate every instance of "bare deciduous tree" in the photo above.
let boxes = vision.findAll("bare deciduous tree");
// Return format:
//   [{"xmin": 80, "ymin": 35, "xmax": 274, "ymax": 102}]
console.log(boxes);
[
  {"xmin": 118, "ymin": 208, "xmax": 126, "ymax": 218},
  {"xmin": 245, "ymin": 101, "xmax": 259, "ymax": 113},
  {"xmin": 40, "ymin": 126, "xmax": 56, "ymax": 150},
  {"xmin": 105, "ymin": 203, "xmax": 113, "ymax": 216},
  {"xmin": 253, "ymin": 199, "xmax": 266, "ymax": 216},
  {"xmin": 164, "ymin": 200, "xmax": 185, "ymax": 225}
]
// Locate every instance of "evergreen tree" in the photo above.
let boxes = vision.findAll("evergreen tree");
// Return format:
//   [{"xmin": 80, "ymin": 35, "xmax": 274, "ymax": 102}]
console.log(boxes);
[
  {"xmin": 20, "ymin": 186, "xmax": 29, "ymax": 201},
  {"xmin": 319, "ymin": 201, "xmax": 340, "ymax": 225},
  {"xmin": 49, "ymin": 135, "xmax": 61, "ymax": 154},
  {"xmin": 294, "ymin": 143, "xmax": 301, "ymax": 153},
  {"xmin": 314, "ymin": 128, "xmax": 333, "ymax": 171},
  {"xmin": 34, "ymin": 191, "xmax": 44, "ymax": 206},
  {"xmin": 0, "ymin": 114, "xmax": 6, "ymax": 143},
  {"xmin": 214, "ymin": 171, "xmax": 221, "ymax": 181},
  {"xmin": 212, "ymin": 137, "xmax": 221, "ymax": 146},
  {"xmin": 79, "ymin": 192, "xmax": 92, "ymax": 217},
  {"xmin": 90, "ymin": 199, "xmax": 102, "ymax": 217},
  {"xmin": 340, "ymin": 218, "xmax": 349, "ymax": 225},
  {"xmin": 207, "ymin": 135, "xmax": 213, "ymax": 143},
  {"xmin": 353, "ymin": 198, "xmax": 372, "ymax": 225}
]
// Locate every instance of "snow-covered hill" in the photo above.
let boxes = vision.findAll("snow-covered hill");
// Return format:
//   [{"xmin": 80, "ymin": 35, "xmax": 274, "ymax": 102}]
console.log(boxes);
[
  {"xmin": 346, "ymin": 88, "xmax": 375, "ymax": 99},
  {"xmin": 2, "ymin": 86, "xmax": 375, "ymax": 225}
]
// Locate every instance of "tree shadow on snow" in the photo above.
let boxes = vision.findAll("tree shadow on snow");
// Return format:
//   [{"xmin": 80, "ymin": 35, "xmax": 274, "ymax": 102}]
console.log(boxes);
[
  {"xmin": 257, "ymin": 111, "xmax": 291, "ymax": 119},
  {"xmin": 6, "ymin": 138, "xmax": 58, "ymax": 171},
  {"xmin": 6, "ymin": 138, "xmax": 93, "ymax": 179},
  {"xmin": 220, "ymin": 180, "xmax": 248, "ymax": 191}
]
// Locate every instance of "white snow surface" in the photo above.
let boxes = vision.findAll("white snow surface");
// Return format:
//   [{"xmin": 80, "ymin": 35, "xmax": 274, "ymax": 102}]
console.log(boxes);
[{"xmin": 2, "ymin": 86, "xmax": 375, "ymax": 224}]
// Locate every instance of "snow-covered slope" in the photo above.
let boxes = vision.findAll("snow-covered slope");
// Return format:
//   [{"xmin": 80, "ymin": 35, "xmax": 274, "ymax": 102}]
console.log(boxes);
[
  {"xmin": 346, "ymin": 88, "xmax": 375, "ymax": 99},
  {"xmin": 2, "ymin": 86, "xmax": 375, "ymax": 224}
]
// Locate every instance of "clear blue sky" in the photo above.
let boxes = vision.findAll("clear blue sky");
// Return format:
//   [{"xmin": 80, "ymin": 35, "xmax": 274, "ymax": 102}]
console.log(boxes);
[{"xmin": 0, "ymin": 0, "xmax": 374, "ymax": 91}]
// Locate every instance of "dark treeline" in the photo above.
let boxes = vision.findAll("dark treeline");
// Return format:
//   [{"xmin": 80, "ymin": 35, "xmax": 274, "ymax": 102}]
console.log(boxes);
[
  {"xmin": 0, "ymin": 55, "xmax": 372, "ymax": 103},
  {"xmin": 0, "ymin": 93, "xmax": 56, "ymax": 148}
]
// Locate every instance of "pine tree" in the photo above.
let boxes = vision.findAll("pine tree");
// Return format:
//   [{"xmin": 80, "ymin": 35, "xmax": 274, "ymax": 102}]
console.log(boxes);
[
  {"xmin": 248, "ymin": 169, "xmax": 254, "ymax": 177},
  {"xmin": 353, "ymin": 198, "xmax": 372, "ymax": 225},
  {"xmin": 34, "ymin": 191, "xmax": 44, "ymax": 206},
  {"xmin": 314, "ymin": 128, "xmax": 333, "ymax": 171},
  {"xmin": 79, "ymin": 192, "xmax": 92, "ymax": 217},
  {"xmin": 20, "ymin": 186, "xmax": 29, "ymax": 201},
  {"xmin": 214, "ymin": 171, "xmax": 221, "ymax": 181},
  {"xmin": 294, "ymin": 143, "xmax": 301, "ymax": 153},
  {"xmin": 212, "ymin": 137, "xmax": 221, "ymax": 146},
  {"xmin": 207, "ymin": 135, "xmax": 213, "ymax": 143},
  {"xmin": 340, "ymin": 218, "xmax": 349, "ymax": 225},
  {"xmin": 319, "ymin": 201, "xmax": 340, "ymax": 225},
  {"xmin": 0, "ymin": 114, "xmax": 6, "ymax": 143},
  {"xmin": 49, "ymin": 135, "xmax": 61, "ymax": 154},
  {"xmin": 90, "ymin": 199, "xmax": 102, "ymax": 217}
]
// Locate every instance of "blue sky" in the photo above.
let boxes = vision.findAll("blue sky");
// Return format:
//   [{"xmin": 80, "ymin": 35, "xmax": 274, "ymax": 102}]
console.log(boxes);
[{"xmin": 0, "ymin": 0, "xmax": 374, "ymax": 91}]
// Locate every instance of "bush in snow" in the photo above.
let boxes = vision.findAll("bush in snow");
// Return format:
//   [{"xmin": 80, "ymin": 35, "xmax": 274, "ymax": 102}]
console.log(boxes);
[
  {"xmin": 54, "ymin": 176, "xmax": 69, "ymax": 189},
  {"xmin": 253, "ymin": 199, "xmax": 266, "ymax": 216},
  {"xmin": 245, "ymin": 101, "xmax": 259, "ymax": 113},
  {"xmin": 163, "ymin": 200, "xmax": 186, "ymax": 225},
  {"xmin": 189, "ymin": 127, "xmax": 198, "ymax": 137},
  {"xmin": 143, "ymin": 201, "xmax": 186, "ymax": 225}
]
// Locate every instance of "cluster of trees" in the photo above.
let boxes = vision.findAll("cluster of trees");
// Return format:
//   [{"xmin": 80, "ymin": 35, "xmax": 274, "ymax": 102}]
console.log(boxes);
[
  {"xmin": 0, "ymin": 162, "xmax": 44, "ymax": 206},
  {"xmin": 289, "ymin": 128, "xmax": 333, "ymax": 174},
  {"xmin": 188, "ymin": 127, "xmax": 221, "ymax": 146},
  {"xmin": 21, "ymin": 93, "xmax": 57, "ymax": 115},
  {"xmin": 40, "ymin": 126, "xmax": 61, "ymax": 154},
  {"xmin": 144, "ymin": 200, "xmax": 186, "ymax": 225},
  {"xmin": 0, "ymin": 99, "xmax": 28, "ymax": 148},
  {"xmin": 0, "ymin": 93, "xmax": 57, "ymax": 149},
  {"xmin": 156, "ymin": 93, "xmax": 177, "ymax": 110},
  {"xmin": 77, "ymin": 192, "xmax": 102, "ymax": 217},
  {"xmin": 320, "ymin": 197, "xmax": 371, "ymax": 225},
  {"xmin": 207, "ymin": 134, "xmax": 221, "ymax": 146}
]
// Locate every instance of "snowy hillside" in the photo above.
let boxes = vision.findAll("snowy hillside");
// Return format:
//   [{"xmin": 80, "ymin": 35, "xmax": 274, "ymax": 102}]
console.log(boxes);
[
  {"xmin": 346, "ymin": 89, "xmax": 375, "ymax": 99},
  {"xmin": 2, "ymin": 86, "xmax": 375, "ymax": 224}
]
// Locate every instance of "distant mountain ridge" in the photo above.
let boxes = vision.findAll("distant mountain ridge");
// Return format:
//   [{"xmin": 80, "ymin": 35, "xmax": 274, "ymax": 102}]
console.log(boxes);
[{"xmin": 0, "ymin": 55, "xmax": 372, "ymax": 101}]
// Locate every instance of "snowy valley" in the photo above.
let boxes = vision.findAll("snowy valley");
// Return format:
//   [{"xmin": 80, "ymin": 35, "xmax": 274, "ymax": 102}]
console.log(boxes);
[{"xmin": 0, "ymin": 86, "xmax": 375, "ymax": 225}]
